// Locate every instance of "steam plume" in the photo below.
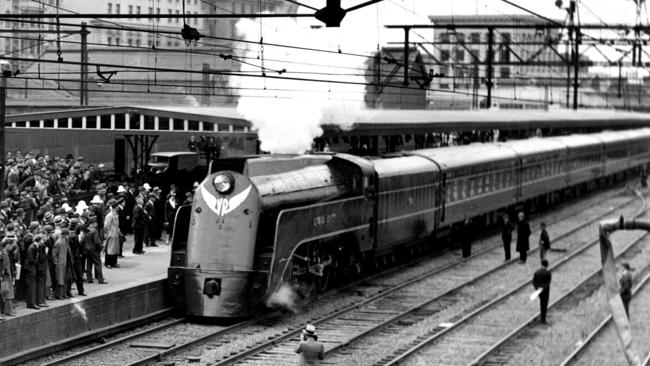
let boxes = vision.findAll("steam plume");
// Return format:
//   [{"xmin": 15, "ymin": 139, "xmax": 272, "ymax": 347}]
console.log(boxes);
[
  {"xmin": 231, "ymin": 11, "xmax": 381, "ymax": 153},
  {"xmin": 265, "ymin": 283, "xmax": 299, "ymax": 313}
]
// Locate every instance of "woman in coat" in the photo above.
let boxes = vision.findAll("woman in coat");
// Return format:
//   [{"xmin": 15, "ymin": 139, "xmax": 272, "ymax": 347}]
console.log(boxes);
[
  {"xmin": 103, "ymin": 200, "xmax": 121, "ymax": 268},
  {"xmin": 52, "ymin": 228, "xmax": 70, "ymax": 299},
  {"xmin": 164, "ymin": 193, "xmax": 178, "ymax": 245}
]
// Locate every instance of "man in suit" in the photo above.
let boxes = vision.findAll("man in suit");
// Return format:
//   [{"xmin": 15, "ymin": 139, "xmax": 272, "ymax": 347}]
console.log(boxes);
[
  {"xmin": 533, "ymin": 259, "xmax": 552, "ymax": 324},
  {"xmin": 67, "ymin": 220, "xmax": 86, "ymax": 296},
  {"xmin": 539, "ymin": 222, "xmax": 551, "ymax": 262},
  {"xmin": 132, "ymin": 197, "xmax": 146, "ymax": 254},
  {"xmin": 501, "ymin": 214, "xmax": 513, "ymax": 261},
  {"xmin": 82, "ymin": 219, "xmax": 107, "ymax": 284},
  {"xmin": 295, "ymin": 324, "xmax": 324, "ymax": 366},
  {"xmin": 35, "ymin": 235, "xmax": 50, "ymax": 306},
  {"xmin": 23, "ymin": 237, "xmax": 39, "ymax": 309},
  {"xmin": 517, "ymin": 211, "xmax": 531, "ymax": 263},
  {"xmin": 144, "ymin": 193, "xmax": 158, "ymax": 247}
]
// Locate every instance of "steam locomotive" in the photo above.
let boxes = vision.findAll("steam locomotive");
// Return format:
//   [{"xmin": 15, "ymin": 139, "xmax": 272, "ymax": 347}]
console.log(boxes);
[{"xmin": 168, "ymin": 128, "xmax": 650, "ymax": 318}]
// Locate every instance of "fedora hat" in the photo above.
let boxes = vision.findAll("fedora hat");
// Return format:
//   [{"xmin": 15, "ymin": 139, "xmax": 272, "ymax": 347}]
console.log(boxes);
[
  {"xmin": 302, "ymin": 324, "xmax": 316, "ymax": 337},
  {"xmin": 117, "ymin": 185, "xmax": 126, "ymax": 193},
  {"xmin": 90, "ymin": 195, "xmax": 103, "ymax": 204}
]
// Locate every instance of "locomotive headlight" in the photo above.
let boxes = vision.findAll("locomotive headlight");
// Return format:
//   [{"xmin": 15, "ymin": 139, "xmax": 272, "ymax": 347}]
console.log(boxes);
[{"xmin": 213, "ymin": 173, "xmax": 234, "ymax": 194}]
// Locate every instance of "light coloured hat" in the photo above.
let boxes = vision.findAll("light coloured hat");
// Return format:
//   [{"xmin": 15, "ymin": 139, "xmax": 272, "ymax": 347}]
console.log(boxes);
[
  {"xmin": 61, "ymin": 203, "xmax": 72, "ymax": 212},
  {"xmin": 302, "ymin": 324, "xmax": 316, "ymax": 337},
  {"xmin": 75, "ymin": 200, "xmax": 88, "ymax": 213},
  {"xmin": 90, "ymin": 195, "xmax": 103, "ymax": 204},
  {"xmin": 143, "ymin": 183, "xmax": 151, "ymax": 191},
  {"xmin": 117, "ymin": 185, "xmax": 126, "ymax": 193}
]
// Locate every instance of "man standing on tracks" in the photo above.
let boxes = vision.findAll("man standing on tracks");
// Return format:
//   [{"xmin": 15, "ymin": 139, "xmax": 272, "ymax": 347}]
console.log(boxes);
[
  {"xmin": 501, "ymin": 214, "xmax": 513, "ymax": 261},
  {"xmin": 295, "ymin": 324, "xmax": 324, "ymax": 366},
  {"xmin": 533, "ymin": 259, "xmax": 552, "ymax": 324},
  {"xmin": 619, "ymin": 262, "xmax": 634, "ymax": 319},
  {"xmin": 539, "ymin": 222, "xmax": 550, "ymax": 262},
  {"xmin": 516, "ymin": 212, "xmax": 531, "ymax": 263}
]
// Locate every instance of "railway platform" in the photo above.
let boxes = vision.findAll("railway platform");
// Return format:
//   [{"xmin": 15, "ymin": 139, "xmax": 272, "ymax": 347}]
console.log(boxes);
[{"xmin": 0, "ymin": 235, "xmax": 174, "ymax": 365}]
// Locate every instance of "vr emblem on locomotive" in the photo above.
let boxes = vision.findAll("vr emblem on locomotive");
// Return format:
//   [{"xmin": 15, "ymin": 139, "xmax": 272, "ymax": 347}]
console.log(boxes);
[{"xmin": 201, "ymin": 184, "xmax": 252, "ymax": 216}]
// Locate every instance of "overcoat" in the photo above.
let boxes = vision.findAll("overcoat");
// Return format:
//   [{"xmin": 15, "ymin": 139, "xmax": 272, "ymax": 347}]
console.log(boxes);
[
  {"xmin": 104, "ymin": 210, "xmax": 120, "ymax": 255},
  {"xmin": 516, "ymin": 221, "xmax": 531, "ymax": 252},
  {"xmin": 52, "ymin": 237, "xmax": 69, "ymax": 285}
]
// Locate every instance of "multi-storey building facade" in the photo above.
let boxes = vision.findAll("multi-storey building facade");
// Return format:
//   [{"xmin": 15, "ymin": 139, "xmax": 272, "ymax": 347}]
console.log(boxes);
[
  {"xmin": 428, "ymin": 15, "xmax": 565, "ymax": 91},
  {"xmin": 0, "ymin": 0, "xmax": 63, "ymax": 56}
]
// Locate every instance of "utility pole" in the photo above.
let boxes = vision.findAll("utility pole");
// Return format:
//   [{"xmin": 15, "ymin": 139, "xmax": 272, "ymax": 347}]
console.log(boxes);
[
  {"xmin": 486, "ymin": 27, "xmax": 494, "ymax": 109},
  {"xmin": 80, "ymin": 22, "xmax": 89, "ymax": 106},
  {"xmin": 573, "ymin": 20, "xmax": 580, "ymax": 110},
  {"xmin": 403, "ymin": 27, "xmax": 410, "ymax": 86},
  {"xmin": 0, "ymin": 62, "xmax": 11, "ymax": 201}
]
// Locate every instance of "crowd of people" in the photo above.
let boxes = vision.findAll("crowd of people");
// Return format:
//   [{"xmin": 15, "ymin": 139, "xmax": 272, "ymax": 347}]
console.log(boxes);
[{"xmin": 0, "ymin": 151, "xmax": 192, "ymax": 319}]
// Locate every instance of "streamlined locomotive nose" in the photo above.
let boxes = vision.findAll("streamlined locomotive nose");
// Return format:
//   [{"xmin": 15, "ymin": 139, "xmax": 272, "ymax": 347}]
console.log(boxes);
[{"xmin": 168, "ymin": 171, "xmax": 265, "ymax": 318}]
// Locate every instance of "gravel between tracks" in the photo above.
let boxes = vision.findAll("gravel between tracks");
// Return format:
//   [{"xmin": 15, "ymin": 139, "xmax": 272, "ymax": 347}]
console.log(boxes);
[
  {"xmin": 166, "ymin": 189, "xmax": 638, "ymax": 365},
  {"xmin": 559, "ymin": 249, "xmax": 650, "ymax": 366}
]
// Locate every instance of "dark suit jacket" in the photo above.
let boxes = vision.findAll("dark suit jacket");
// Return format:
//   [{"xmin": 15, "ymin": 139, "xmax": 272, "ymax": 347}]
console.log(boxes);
[
  {"xmin": 132, "ymin": 204, "xmax": 145, "ymax": 229},
  {"xmin": 533, "ymin": 267, "xmax": 552, "ymax": 291},
  {"xmin": 24, "ymin": 243, "xmax": 38, "ymax": 274}
]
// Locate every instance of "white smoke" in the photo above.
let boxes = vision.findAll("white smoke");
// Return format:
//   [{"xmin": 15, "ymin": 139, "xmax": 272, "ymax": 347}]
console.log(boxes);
[
  {"xmin": 231, "ymin": 9, "xmax": 383, "ymax": 153},
  {"xmin": 265, "ymin": 283, "xmax": 299, "ymax": 313},
  {"xmin": 71, "ymin": 298, "xmax": 88, "ymax": 322}
]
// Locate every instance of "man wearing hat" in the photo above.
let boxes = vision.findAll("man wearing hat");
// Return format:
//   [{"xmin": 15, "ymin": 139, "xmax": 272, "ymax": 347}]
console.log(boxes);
[
  {"xmin": 619, "ymin": 262, "xmax": 634, "ymax": 318},
  {"xmin": 103, "ymin": 200, "xmax": 121, "ymax": 268},
  {"xmin": 82, "ymin": 218, "xmax": 107, "ymax": 284},
  {"xmin": 132, "ymin": 196, "xmax": 146, "ymax": 254},
  {"xmin": 532, "ymin": 259, "xmax": 552, "ymax": 324},
  {"xmin": 52, "ymin": 228, "xmax": 72, "ymax": 299},
  {"xmin": 67, "ymin": 219, "xmax": 86, "ymax": 296},
  {"xmin": 295, "ymin": 324, "xmax": 325, "ymax": 366}
]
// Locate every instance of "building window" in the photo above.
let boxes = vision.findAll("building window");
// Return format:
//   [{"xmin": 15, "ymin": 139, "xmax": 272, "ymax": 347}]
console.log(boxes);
[
  {"xmin": 149, "ymin": 7, "xmax": 153, "ymax": 14},
  {"xmin": 107, "ymin": 3, "xmax": 112, "ymax": 14},
  {"xmin": 107, "ymin": 36, "xmax": 112, "ymax": 45},
  {"xmin": 115, "ymin": 37, "xmax": 120, "ymax": 45},
  {"xmin": 194, "ymin": 12, "xmax": 198, "ymax": 24},
  {"xmin": 167, "ymin": 40, "xmax": 172, "ymax": 47},
  {"xmin": 116, "ymin": 4, "xmax": 120, "ymax": 14},
  {"xmin": 455, "ymin": 49, "xmax": 464, "ymax": 62},
  {"xmin": 470, "ymin": 32, "xmax": 480, "ymax": 44},
  {"xmin": 500, "ymin": 67, "xmax": 510, "ymax": 79},
  {"xmin": 127, "ymin": 38, "xmax": 133, "ymax": 46},
  {"xmin": 168, "ymin": 9, "xmax": 172, "ymax": 22},
  {"xmin": 136, "ymin": 39, "xmax": 141, "ymax": 47},
  {"xmin": 440, "ymin": 50, "xmax": 450, "ymax": 62},
  {"xmin": 137, "ymin": 6, "xmax": 141, "ymax": 14},
  {"xmin": 175, "ymin": 9, "xmax": 180, "ymax": 22}
]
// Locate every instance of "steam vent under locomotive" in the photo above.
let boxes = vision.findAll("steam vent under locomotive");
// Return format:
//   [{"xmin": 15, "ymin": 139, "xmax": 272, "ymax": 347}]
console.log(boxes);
[{"xmin": 168, "ymin": 128, "xmax": 650, "ymax": 318}]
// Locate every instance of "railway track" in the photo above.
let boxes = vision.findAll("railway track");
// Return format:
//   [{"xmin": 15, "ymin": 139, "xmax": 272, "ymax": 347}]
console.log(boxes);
[
  {"xmin": 376, "ymin": 198, "xmax": 647, "ymax": 366},
  {"xmin": 557, "ymin": 271, "xmax": 650, "ymax": 366},
  {"xmin": 31, "ymin": 187, "xmax": 634, "ymax": 366},
  {"xmin": 159, "ymin": 193, "xmax": 642, "ymax": 365}
]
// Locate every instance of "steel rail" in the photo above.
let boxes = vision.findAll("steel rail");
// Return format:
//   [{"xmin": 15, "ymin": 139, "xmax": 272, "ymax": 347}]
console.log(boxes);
[
  {"xmin": 384, "ymin": 192, "xmax": 648, "ymax": 366},
  {"xmin": 207, "ymin": 192, "xmax": 638, "ymax": 366},
  {"xmin": 558, "ymin": 270, "xmax": 650, "ymax": 366},
  {"xmin": 42, "ymin": 316, "xmax": 186, "ymax": 366},
  {"xmin": 385, "ymin": 194, "xmax": 647, "ymax": 366},
  {"xmin": 319, "ymin": 195, "xmax": 639, "ymax": 359},
  {"xmin": 31, "ymin": 186, "xmax": 625, "ymax": 366}
]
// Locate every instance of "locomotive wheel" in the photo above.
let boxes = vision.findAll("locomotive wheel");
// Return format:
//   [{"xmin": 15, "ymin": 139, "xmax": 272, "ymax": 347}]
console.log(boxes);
[{"xmin": 315, "ymin": 268, "xmax": 331, "ymax": 293}]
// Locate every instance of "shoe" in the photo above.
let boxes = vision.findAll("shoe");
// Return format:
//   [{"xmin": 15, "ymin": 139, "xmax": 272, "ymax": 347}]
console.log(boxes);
[
  {"xmin": 78, "ymin": 292, "xmax": 87, "ymax": 296},
  {"xmin": 54, "ymin": 297, "xmax": 63, "ymax": 300},
  {"xmin": 66, "ymin": 294, "xmax": 74, "ymax": 298},
  {"xmin": 118, "ymin": 255, "xmax": 125, "ymax": 258},
  {"xmin": 113, "ymin": 264, "xmax": 121, "ymax": 268},
  {"xmin": 38, "ymin": 303, "xmax": 49, "ymax": 307},
  {"xmin": 98, "ymin": 281, "xmax": 108, "ymax": 284},
  {"xmin": 87, "ymin": 279, "xmax": 94, "ymax": 283},
  {"xmin": 151, "ymin": 244, "xmax": 159, "ymax": 247},
  {"xmin": 46, "ymin": 296, "xmax": 54, "ymax": 300},
  {"xmin": 105, "ymin": 265, "xmax": 112, "ymax": 268},
  {"xmin": 27, "ymin": 305, "xmax": 40, "ymax": 310}
]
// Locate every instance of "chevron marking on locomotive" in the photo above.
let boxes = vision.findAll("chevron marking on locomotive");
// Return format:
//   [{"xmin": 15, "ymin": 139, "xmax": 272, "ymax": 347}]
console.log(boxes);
[{"xmin": 200, "ymin": 184, "xmax": 252, "ymax": 216}]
